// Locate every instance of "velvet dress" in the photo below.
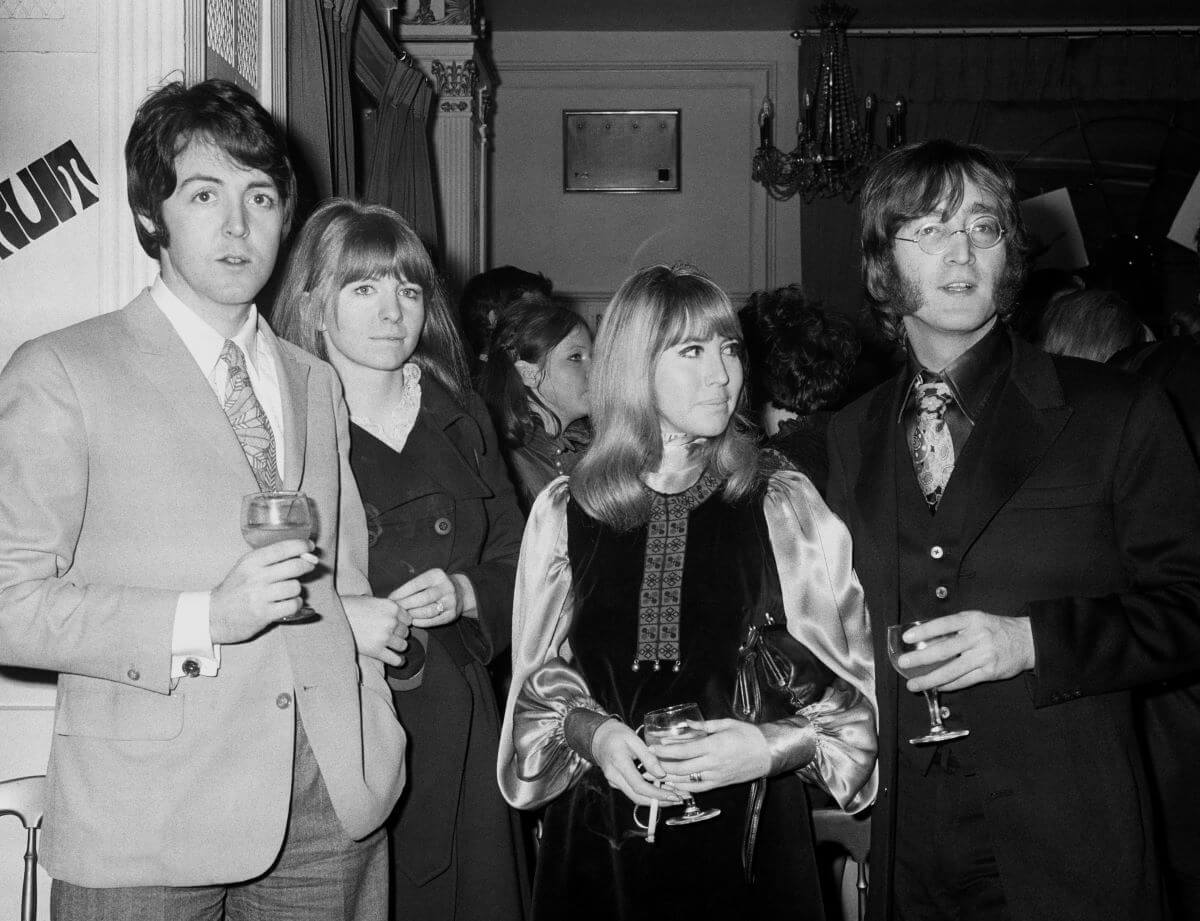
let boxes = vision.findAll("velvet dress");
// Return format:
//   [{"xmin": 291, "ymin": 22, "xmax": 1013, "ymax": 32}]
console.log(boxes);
[
  {"xmin": 352, "ymin": 377, "xmax": 529, "ymax": 921},
  {"xmin": 497, "ymin": 470, "xmax": 877, "ymax": 921}
]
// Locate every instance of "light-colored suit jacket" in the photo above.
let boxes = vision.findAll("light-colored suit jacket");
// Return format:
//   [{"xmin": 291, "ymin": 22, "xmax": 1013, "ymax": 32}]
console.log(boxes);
[{"xmin": 0, "ymin": 291, "xmax": 407, "ymax": 887}]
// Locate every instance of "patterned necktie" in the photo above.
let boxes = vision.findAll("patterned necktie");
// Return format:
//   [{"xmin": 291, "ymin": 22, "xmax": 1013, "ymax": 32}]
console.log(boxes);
[
  {"xmin": 911, "ymin": 377, "xmax": 955, "ymax": 510},
  {"xmin": 219, "ymin": 339, "xmax": 280, "ymax": 491}
]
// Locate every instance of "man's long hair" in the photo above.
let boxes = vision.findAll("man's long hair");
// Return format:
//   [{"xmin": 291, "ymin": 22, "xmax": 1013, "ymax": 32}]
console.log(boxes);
[{"xmin": 860, "ymin": 139, "xmax": 1032, "ymax": 343}]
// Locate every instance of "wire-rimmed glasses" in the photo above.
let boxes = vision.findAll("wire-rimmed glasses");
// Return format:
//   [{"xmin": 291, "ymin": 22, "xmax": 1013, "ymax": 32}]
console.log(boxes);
[{"xmin": 895, "ymin": 215, "xmax": 1006, "ymax": 255}]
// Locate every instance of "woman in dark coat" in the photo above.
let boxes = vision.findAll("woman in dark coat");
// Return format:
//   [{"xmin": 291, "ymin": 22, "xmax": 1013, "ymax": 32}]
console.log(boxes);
[{"xmin": 276, "ymin": 199, "xmax": 528, "ymax": 921}]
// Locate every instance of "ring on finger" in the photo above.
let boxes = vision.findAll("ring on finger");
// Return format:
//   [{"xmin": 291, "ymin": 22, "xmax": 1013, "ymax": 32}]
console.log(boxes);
[
  {"xmin": 689, "ymin": 772, "xmax": 702, "ymax": 783},
  {"xmin": 434, "ymin": 599, "xmax": 446, "ymax": 615}
]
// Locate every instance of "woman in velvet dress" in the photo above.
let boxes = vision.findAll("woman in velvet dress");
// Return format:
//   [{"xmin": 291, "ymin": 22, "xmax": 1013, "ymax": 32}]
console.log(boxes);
[
  {"xmin": 479, "ymin": 294, "xmax": 593, "ymax": 512},
  {"xmin": 497, "ymin": 264, "xmax": 878, "ymax": 921},
  {"xmin": 276, "ymin": 199, "xmax": 528, "ymax": 921}
]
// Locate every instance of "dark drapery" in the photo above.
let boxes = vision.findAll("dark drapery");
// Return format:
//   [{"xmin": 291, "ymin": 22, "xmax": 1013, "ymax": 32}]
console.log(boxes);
[
  {"xmin": 799, "ymin": 32, "xmax": 1200, "ymax": 323},
  {"xmin": 286, "ymin": 0, "xmax": 359, "ymax": 215},
  {"xmin": 363, "ymin": 58, "xmax": 440, "ymax": 256}
]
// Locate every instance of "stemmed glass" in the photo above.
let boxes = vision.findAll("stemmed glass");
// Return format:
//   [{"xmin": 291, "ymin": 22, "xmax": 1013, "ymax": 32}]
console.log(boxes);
[
  {"xmin": 241, "ymin": 490, "xmax": 318, "ymax": 623},
  {"xmin": 887, "ymin": 621, "xmax": 969, "ymax": 745},
  {"xmin": 642, "ymin": 702, "xmax": 721, "ymax": 825}
]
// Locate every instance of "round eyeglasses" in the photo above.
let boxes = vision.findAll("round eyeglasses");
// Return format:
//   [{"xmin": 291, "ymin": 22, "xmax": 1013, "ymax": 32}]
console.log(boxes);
[{"xmin": 895, "ymin": 216, "xmax": 1006, "ymax": 255}]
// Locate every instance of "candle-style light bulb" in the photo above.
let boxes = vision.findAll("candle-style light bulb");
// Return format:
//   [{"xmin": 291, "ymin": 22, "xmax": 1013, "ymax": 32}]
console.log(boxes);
[{"xmin": 759, "ymin": 96, "xmax": 774, "ymax": 148}]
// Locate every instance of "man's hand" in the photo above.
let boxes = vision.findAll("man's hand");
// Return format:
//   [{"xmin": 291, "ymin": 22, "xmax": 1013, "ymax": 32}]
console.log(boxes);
[
  {"xmin": 342, "ymin": 595, "xmax": 412, "ymax": 667},
  {"xmin": 210, "ymin": 540, "xmax": 317, "ymax": 644},
  {"xmin": 899, "ymin": 611, "xmax": 1035, "ymax": 692}
]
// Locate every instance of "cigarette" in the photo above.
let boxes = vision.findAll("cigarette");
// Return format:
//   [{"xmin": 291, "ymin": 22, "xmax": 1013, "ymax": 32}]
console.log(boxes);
[{"xmin": 646, "ymin": 798, "xmax": 659, "ymax": 843}]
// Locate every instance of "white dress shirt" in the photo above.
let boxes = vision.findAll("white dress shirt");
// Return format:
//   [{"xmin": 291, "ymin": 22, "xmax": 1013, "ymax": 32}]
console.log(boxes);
[{"xmin": 150, "ymin": 276, "xmax": 287, "ymax": 678}]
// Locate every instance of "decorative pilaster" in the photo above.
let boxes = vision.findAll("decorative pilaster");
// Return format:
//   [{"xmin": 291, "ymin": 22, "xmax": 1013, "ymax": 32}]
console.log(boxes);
[
  {"xmin": 97, "ymin": 1, "xmax": 185, "ymax": 312},
  {"xmin": 395, "ymin": 1, "xmax": 494, "ymax": 295}
]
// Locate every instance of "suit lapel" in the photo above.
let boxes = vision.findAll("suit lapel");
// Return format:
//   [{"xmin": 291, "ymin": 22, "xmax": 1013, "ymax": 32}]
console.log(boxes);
[
  {"xmin": 853, "ymin": 376, "xmax": 906, "ymax": 598},
  {"xmin": 263, "ymin": 328, "xmax": 310, "ymax": 491},
  {"xmin": 958, "ymin": 336, "xmax": 1072, "ymax": 551},
  {"xmin": 122, "ymin": 293, "xmax": 259, "ymax": 491}
]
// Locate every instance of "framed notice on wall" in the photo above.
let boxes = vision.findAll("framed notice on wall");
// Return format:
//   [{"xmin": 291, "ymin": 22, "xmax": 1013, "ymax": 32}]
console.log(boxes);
[
  {"xmin": 563, "ymin": 110, "xmax": 681, "ymax": 193},
  {"xmin": 184, "ymin": 0, "xmax": 287, "ymax": 122}
]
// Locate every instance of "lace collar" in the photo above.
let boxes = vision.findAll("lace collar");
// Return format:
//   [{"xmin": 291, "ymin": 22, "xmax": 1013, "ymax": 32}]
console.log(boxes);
[{"xmin": 351, "ymin": 363, "xmax": 423, "ymax": 454}]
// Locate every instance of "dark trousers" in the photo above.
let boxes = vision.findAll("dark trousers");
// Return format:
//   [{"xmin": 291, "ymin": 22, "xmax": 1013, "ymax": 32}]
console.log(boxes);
[
  {"xmin": 892, "ymin": 748, "xmax": 1010, "ymax": 921},
  {"xmin": 51, "ymin": 717, "xmax": 387, "ymax": 921}
]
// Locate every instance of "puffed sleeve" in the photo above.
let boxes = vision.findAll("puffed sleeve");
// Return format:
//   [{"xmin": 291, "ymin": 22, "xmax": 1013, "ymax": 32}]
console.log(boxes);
[
  {"xmin": 497, "ymin": 477, "xmax": 606, "ymax": 810},
  {"xmin": 763, "ymin": 470, "xmax": 879, "ymax": 814}
]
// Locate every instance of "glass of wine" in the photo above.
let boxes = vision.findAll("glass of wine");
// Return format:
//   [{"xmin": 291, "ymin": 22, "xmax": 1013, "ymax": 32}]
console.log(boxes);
[
  {"xmin": 887, "ymin": 621, "xmax": 969, "ymax": 745},
  {"xmin": 642, "ymin": 702, "xmax": 721, "ymax": 825},
  {"xmin": 241, "ymin": 490, "xmax": 318, "ymax": 623}
]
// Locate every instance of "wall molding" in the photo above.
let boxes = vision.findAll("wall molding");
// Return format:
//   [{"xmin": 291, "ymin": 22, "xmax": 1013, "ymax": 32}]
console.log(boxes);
[
  {"xmin": 98, "ymin": 2, "xmax": 181, "ymax": 313},
  {"xmin": 492, "ymin": 58, "xmax": 780, "ymax": 290}
]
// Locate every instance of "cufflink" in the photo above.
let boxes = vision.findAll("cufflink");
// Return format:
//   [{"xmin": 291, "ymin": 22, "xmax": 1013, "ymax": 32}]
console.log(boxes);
[{"xmin": 182, "ymin": 658, "xmax": 201, "ymax": 678}]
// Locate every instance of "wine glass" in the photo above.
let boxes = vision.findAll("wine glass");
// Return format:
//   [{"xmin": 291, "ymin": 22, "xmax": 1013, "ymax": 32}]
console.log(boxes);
[
  {"xmin": 241, "ymin": 491, "xmax": 318, "ymax": 623},
  {"xmin": 642, "ymin": 702, "xmax": 721, "ymax": 825},
  {"xmin": 887, "ymin": 621, "xmax": 969, "ymax": 745}
]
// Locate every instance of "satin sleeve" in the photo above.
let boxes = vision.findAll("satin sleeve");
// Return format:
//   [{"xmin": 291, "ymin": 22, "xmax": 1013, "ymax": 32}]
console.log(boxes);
[
  {"xmin": 497, "ymin": 477, "xmax": 602, "ymax": 810},
  {"xmin": 763, "ymin": 470, "xmax": 879, "ymax": 813}
]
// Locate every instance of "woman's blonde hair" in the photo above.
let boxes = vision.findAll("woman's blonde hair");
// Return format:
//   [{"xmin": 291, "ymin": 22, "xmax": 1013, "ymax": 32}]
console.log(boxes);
[
  {"xmin": 273, "ymin": 198, "xmax": 470, "ymax": 401},
  {"xmin": 571, "ymin": 264, "xmax": 760, "ymax": 530}
]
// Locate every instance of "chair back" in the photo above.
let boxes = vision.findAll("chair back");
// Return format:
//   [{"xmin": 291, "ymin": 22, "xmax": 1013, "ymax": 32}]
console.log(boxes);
[
  {"xmin": 0, "ymin": 775, "xmax": 46, "ymax": 921},
  {"xmin": 813, "ymin": 806, "xmax": 870, "ymax": 921}
]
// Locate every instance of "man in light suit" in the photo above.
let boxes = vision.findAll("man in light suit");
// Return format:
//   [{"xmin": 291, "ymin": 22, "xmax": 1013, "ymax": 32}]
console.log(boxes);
[
  {"xmin": 826, "ymin": 140, "xmax": 1200, "ymax": 921},
  {"xmin": 0, "ymin": 80, "xmax": 408, "ymax": 919}
]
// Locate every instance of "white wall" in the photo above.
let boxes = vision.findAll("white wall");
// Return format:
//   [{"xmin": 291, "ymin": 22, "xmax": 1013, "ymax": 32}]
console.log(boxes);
[
  {"xmin": 488, "ymin": 30, "xmax": 803, "ymax": 320},
  {"xmin": 0, "ymin": 4, "xmax": 104, "ymax": 369},
  {"xmin": 1, "ymin": 2, "xmax": 185, "ymax": 909}
]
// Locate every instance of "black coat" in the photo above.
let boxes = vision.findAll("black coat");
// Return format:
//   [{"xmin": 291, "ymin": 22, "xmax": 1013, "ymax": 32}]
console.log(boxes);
[
  {"xmin": 350, "ymin": 379, "xmax": 528, "ymax": 921},
  {"xmin": 827, "ymin": 334, "xmax": 1200, "ymax": 921}
]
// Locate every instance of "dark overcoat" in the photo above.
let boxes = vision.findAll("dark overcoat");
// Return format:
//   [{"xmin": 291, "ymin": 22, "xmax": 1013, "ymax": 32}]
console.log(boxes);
[
  {"xmin": 826, "ymin": 334, "xmax": 1200, "ymax": 921},
  {"xmin": 350, "ymin": 379, "xmax": 528, "ymax": 921}
]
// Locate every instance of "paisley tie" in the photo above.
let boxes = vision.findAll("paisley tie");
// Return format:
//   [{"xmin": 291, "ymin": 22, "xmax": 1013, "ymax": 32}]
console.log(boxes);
[
  {"xmin": 219, "ymin": 339, "xmax": 280, "ymax": 491},
  {"xmin": 911, "ymin": 378, "xmax": 955, "ymax": 510}
]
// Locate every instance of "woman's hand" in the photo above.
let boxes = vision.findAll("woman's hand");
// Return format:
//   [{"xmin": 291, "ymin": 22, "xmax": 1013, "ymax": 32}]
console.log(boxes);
[
  {"xmin": 590, "ymin": 720, "xmax": 682, "ymax": 808},
  {"xmin": 342, "ymin": 595, "xmax": 411, "ymax": 667},
  {"xmin": 389, "ymin": 568, "xmax": 469, "ymax": 628},
  {"xmin": 649, "ymin": 719, "xmax": 771, "ymax": 793}
]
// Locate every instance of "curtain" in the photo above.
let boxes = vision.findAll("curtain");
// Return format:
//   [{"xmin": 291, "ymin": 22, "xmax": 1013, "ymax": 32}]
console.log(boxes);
[
  {"xmin": 852, "ymin": 33, "xmax": 1200, "ymax": 105},
  {"xmin": 363, "ymin": 58, "xmax": 440, "ymax": 256},
  {"xmin": 286, "ymin": 0, "xmax": 358, "ymax": 215}
]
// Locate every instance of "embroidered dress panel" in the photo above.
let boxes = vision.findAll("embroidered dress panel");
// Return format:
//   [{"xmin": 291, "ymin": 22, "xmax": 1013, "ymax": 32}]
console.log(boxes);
[
  {"xmin": 910, "ymin": 377, "xmax": 955, "ymax": 510},
  {"xmin": 634, "ymin": 474, "xmax": 722, "ymax": 671},
  {"xmin": 219, "ymin": 339, "xmax": 280, "ymax": 491}
]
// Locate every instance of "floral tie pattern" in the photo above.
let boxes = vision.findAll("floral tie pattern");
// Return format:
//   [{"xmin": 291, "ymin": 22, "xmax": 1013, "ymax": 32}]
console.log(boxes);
[
  {"xmin": 219, "ymin": 339, "xmax": 280, "ymax": 491},
  {"xmin": 911, "ymin": 378, "xmax": 955, "ymax": 510}
]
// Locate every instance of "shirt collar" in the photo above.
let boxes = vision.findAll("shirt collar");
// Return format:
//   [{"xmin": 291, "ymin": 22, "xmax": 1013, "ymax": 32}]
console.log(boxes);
[
  {"xmin": 901, "ymin": 321, "xmax": 1011, "ymax": 424},
  {"xmin": 150, "ymin": 275, "xmax": 262, "ymax": 376}
]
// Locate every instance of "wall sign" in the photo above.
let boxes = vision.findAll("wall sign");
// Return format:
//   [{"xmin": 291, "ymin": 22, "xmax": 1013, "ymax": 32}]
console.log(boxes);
[
  {"xmin": 0, "ymin": 140, "xmax": 98, "ymax": 261},
  {"xmin": 563, "ymin": 110, "xmax": 681, "ymax": 193}
]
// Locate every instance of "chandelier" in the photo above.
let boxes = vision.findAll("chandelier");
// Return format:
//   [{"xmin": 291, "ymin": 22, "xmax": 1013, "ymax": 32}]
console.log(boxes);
[{"xmin": 752, "ymin": 2, "xmax": 906, "ymax": 203}]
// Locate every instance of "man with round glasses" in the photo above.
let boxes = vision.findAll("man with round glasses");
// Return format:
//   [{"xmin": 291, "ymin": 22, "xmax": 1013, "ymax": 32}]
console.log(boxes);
[{"xmin": 826, "ymin": 139, "xmax": 1200, "ymax": 921}]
